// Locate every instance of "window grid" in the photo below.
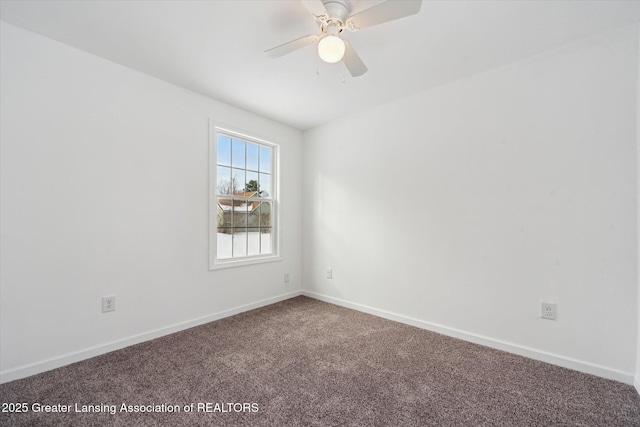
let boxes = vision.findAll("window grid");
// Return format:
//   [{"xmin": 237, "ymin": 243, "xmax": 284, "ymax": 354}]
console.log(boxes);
[
  {"xmin": 214, "ymin": 130, "xmax": 275, "ymax": 263},
  {"xmin": 217, "ymin": 195, "xmax": 271, "ymax": 258}
]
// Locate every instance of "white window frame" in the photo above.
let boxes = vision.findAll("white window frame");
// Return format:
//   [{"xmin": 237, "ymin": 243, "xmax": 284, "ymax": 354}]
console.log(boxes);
[{"xmin": 209, "ymin": 121, "xmax": 280, "ymax": 270}]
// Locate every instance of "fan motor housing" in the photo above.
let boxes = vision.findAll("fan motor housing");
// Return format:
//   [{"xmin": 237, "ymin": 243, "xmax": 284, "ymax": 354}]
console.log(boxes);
[
  {"xmin": 320, "ymin": 19, "xmax": 344, "ymax": 36},
  {"xmin": 322, "ymin": 0, "xmax": 350, "ymax": 25}
]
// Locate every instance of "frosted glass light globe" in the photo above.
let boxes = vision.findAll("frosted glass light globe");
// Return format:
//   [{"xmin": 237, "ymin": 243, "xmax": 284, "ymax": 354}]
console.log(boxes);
[{"xmin": 318, "ymin": 35, "xmax": 345, "ymax": 64}]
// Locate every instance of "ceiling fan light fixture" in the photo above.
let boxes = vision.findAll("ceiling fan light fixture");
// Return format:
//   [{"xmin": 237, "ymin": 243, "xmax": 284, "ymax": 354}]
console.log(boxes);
[{"xmin": 318, "ymin": 35, "xmax": 345, "ymax": 63}]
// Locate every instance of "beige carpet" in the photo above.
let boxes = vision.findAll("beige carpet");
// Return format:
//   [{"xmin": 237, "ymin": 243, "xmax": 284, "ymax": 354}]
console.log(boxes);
[{"xmin": 1, "ymin": 296, "xmax": 639, "ymax": 426}]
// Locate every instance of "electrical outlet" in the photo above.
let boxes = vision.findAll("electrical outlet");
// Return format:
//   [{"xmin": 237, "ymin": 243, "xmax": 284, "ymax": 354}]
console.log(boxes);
[
  {"xmin": 326, "ymin": 268, "xmax": 333, "ymax": 279},
  {"xmin": 540, "ymin": 302, "xmax": 556, "ymax": 320},
  {"xmin": 284, "ymin": 273, "xmax": 290, "ymax": 283},
  {"xmin": 102, "ymin": 296, "xmax": 116, "ymax": 313}
]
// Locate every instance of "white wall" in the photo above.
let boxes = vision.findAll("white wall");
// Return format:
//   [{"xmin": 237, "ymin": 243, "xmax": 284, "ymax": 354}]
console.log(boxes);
[
  {"xmin": 0, "ymin": 22, "xmax": 303, "ymax": 382},
  {"xmin": 303, "ymin": 25, "xmax": 639, "ymax": 383}
]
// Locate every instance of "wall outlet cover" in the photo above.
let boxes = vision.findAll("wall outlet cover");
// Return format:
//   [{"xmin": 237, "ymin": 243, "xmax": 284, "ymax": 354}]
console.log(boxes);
[
  {"xmin": 540, "ymin": 302, "xmax": 556, "ymax": 320},
  {"xmin": 102, "ymin": 296, "xmax": 116, "ymax": 313}
]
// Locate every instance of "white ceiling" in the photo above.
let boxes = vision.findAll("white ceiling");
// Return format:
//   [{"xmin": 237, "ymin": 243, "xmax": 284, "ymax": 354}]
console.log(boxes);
[{"xmin": 1, "ymin": 0, "xmax": 640, "ymax": 130}]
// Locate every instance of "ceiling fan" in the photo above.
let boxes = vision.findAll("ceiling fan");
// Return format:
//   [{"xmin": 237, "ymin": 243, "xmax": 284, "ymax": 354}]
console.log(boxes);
[{"xmin": 265, "ymin": 0, "xmax": 422, "ymax": 77}]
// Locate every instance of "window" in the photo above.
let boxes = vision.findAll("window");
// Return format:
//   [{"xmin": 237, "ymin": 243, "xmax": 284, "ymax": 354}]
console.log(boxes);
[{"xmin": 210, "ymin": 125, "xmax": 279, "ymax": 269}]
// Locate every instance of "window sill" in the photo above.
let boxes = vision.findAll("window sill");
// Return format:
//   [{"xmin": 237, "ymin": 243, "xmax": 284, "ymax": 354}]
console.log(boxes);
[{"xmin": 209, "ymin": 255, "xmax": 282, "ymax": 270}]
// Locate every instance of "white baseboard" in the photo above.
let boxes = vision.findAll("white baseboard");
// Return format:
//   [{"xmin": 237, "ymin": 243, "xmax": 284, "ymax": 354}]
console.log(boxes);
[
  {"xmin": 0, "ymin": 290, "xmax": 303, "ymax": 384},
  {"xmin": 4, "ymin": 289, "xmax": 633, "ymax": 387},
  {"xmin": 302, "ymin": 290, "xmax": 635, "ymax": 386},
  {"xmin": 635, "ymin": 376, "xmax": 640, "ymax": 395}
]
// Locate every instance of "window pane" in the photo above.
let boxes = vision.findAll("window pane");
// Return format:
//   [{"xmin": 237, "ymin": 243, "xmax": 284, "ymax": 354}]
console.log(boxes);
[
  {"xmin": 261, "ymin": 228, "xmax": 272, "ymax": 254},
  {"xmin": 247, "ymin": 227, "xmax": 260, "ymax": 256},
  {"xmin": 233, "ymin": 202, "xmax": 248, "ymax": 227},
  {"xmin": 246, "ymin": 171, "xmax": 259, "ymax": 195},
  {"xmin": 232, "ymin": 169, "xmax": 244, "ymax": 195},
  {"xmin": 217, "ymin": 135, "xmax": 231, "ymax": 166},
  {"xmin": 217, "ymin": 198, "xmax": 233, "ymax": 228},
  {"xmin": 259, "ymin": 146, "xmax": 271, "ymax": 173},
  {"xmin": 232, "ymin": 229, "xmax": 247, "ymax": 257},
  {"xmin": 247, "ymin": 201, "xmax": 258, "ymax": 228},
  {"xmin": 232, "ymin": 139, "xmax": 245, "ymax": 169},
  {"xmin": 217, "ymin": 166, "xmax": 232, "ymax": 195},
  {"xmin": 257, "ymin": 201, "xmax": 271, "ymax": 228},
  {"xmin": 247, "ymin": 143, "xmax": 259, "ymax": 172},
  {"xmin": 217, "ymin": 228, "xmax": 232, "ymax": 259},
  {"xmin": 259, "ymin": 173, "xmax": 271, "ymax": 197}
]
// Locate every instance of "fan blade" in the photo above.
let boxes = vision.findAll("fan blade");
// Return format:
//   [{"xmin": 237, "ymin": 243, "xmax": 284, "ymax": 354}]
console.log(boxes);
[
  {"xmin": 343, "ymin": 43, "xmax": 367, "ymax": 77},
  {"xmin": 300, "ymin": 0, "xmax": 328, "ymax": 18},
  {"xmin": 347, "ymin": 0, "xmax": 422, "ymax": 30},
  {"xmin": 265, "ymin": 34, "xmax": 319, "ymax": 58}
]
